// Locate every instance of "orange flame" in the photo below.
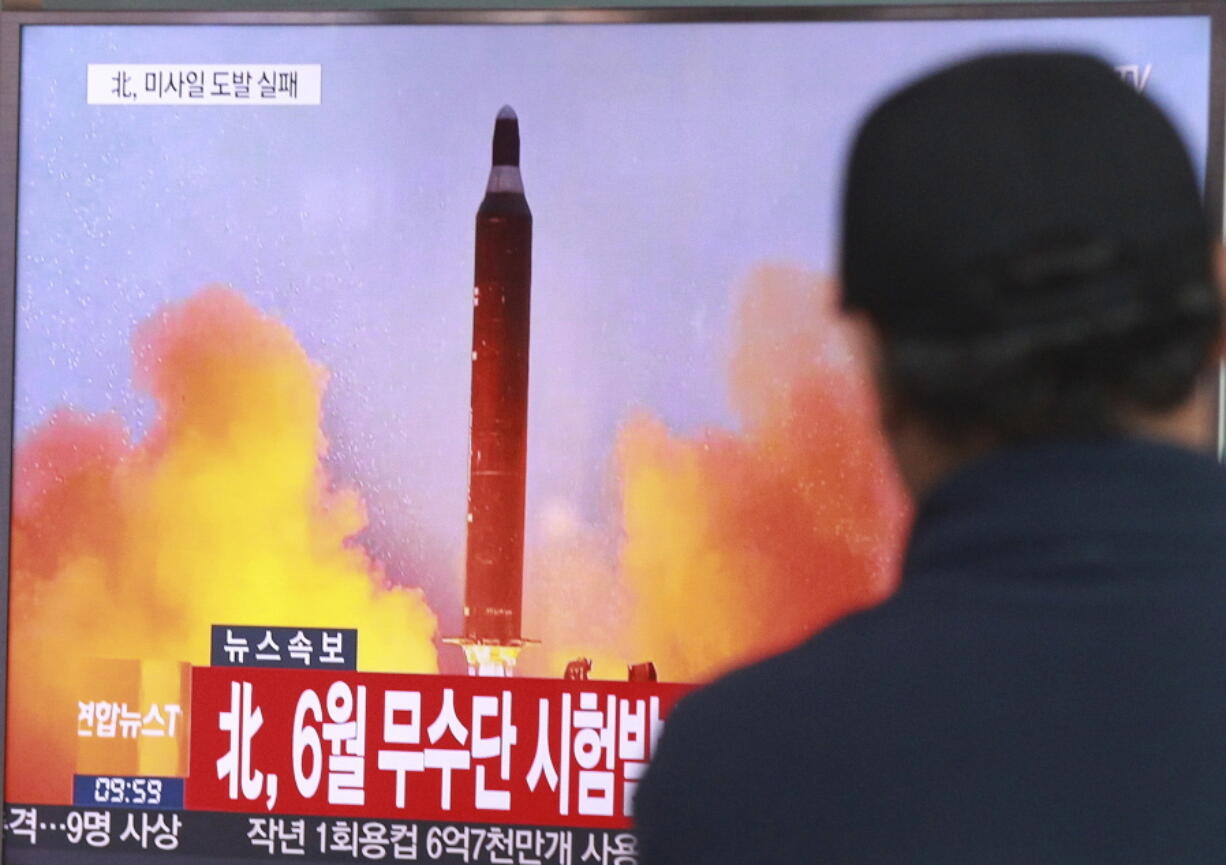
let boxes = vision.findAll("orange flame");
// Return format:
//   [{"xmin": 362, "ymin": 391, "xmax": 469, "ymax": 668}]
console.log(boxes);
[
  {"xmin": 619, "ymin": 265, "xmax": 910, "ymax": 681},
  {"xmin": 7, "ymin": 287, "xmax": 438, "ymax": 804},
  {"xmin": 523, "ymin": 265, "xmax": 909, "ymax": 683}
]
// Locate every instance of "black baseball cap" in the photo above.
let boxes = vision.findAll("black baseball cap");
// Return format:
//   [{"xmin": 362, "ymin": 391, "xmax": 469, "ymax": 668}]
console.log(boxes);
[{"xmin": 840, "ymin": 52, "xmax": 1211, "ymax": 340}]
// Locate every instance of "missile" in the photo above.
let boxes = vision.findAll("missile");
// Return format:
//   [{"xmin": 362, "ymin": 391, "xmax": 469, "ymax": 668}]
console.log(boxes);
[{"xmin": 450, "ymin": 106, "xmax": 533, "ymax": 676}]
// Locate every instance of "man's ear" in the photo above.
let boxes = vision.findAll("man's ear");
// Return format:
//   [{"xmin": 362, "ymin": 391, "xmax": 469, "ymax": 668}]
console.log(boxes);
[
  {"xmin": 840, "ymin": 296, "xmax": 932, "ymax": 498},
  {"xmin": 840, "ymin": 300, "xmax": 896, "ymax": 431}
]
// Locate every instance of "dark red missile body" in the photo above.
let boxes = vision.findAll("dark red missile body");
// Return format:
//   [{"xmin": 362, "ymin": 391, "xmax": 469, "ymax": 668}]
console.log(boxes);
[{"xmin": 460, "ymin": 106, "xmax": 532, "ymax": 669}]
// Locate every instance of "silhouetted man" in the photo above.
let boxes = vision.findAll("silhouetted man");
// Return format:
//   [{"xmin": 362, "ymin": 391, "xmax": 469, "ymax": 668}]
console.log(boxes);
[{"xmin": 635, "ymin": 52, "xmax": 1226, "ymax": 865}]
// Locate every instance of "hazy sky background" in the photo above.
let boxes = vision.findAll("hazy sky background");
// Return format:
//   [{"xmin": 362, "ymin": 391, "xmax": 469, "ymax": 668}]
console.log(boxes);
[{"xmin": 16, "ymin": 16, "xmax": 1212, "ymax": 630}]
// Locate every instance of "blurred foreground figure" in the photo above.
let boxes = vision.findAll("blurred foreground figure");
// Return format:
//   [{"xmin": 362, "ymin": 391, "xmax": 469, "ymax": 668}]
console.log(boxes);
[{"xmin": 636, "ymin": 52, "xmax": 1226, "ymax": 865}]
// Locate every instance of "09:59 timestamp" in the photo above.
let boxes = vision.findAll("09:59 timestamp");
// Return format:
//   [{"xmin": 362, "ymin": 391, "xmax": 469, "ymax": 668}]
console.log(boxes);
[
  {"xmin": 72, "ymin": 775, "xmax": 182, "ymax": 810},
  {"xmin": 93, "ymin": 776, "xmax": 163, "ymax": 806}
]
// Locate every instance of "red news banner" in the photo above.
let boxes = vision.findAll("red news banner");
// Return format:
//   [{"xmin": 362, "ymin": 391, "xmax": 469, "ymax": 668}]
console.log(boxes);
[{"xmin": 188, "ymin": 668, "xmax": 693, "ymax": 829}]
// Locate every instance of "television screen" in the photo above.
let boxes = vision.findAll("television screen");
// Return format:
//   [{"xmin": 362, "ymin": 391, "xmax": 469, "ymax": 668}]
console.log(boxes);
[{"xmin": 0, "ymin": 5, "xmax": 1219, "ymax": 862}]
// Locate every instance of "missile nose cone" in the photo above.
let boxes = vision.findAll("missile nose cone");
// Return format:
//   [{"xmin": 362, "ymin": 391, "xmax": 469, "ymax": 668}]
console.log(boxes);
[{"xmin": 492, "ymin": 106, "xmax": 520, "ymax": 168}]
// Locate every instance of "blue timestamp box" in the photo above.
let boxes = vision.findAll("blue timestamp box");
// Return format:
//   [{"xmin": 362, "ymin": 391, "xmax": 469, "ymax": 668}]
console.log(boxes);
[{"xmin": 72, "ymin": 775, "xmax": 184, "ymax": 810}]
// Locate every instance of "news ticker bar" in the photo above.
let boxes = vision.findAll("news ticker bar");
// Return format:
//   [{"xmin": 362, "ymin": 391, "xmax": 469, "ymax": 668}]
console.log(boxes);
[{"xmin": 3, "ymin": 804, "xmax": 641, "ymax": 864}]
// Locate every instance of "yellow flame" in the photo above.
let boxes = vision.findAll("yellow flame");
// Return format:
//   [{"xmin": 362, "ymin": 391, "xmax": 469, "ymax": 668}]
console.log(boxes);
[{"xmin": 7, "ymin": 286, "xmax": 438, "ymax": 804}]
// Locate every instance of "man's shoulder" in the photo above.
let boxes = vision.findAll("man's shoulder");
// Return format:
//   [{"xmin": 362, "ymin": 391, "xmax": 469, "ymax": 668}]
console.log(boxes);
[
  {"xmin": 661, "ymin": 595, "xmax": 913, "ymax": 752},
  {"xmin": 634, "ymin": 598, "xmax": 916, "ymax": 863}
]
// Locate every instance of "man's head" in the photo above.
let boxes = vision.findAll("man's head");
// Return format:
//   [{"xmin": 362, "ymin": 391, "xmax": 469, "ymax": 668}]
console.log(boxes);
[{"xmin": 841, "ymin": 51, "xmax": 1221, "ymax": 494}]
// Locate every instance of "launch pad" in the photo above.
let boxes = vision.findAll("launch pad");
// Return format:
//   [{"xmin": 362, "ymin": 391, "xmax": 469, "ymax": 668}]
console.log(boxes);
[{"xmin": 443, "ymin": 638, "xmax": 532, "ymax": 677}]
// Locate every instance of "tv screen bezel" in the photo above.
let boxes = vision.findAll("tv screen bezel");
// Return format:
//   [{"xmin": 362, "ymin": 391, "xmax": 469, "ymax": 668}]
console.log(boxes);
[{"xmin": 0, "ymin": 4, "xmax": 1220, "ymax": 856}]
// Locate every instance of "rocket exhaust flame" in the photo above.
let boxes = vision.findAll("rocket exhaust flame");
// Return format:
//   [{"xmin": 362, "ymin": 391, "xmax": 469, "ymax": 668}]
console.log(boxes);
[{"xmin": 448, "ymin": 106, "xmax": 534, "ymax": 676}]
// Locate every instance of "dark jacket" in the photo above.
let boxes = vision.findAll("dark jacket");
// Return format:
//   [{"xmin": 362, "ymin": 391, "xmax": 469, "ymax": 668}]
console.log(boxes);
[{"xmin": 634, "ymin": 439, "xmax": 1226, "ymax": 864}]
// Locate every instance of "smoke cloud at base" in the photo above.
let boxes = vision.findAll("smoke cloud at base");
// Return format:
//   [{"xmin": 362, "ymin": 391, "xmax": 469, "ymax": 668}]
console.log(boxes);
[
  {"xmin": 524, "ymin": 265, "xmax": 909, "ymax": 684},
  {"xmin": 7, "ymin": 287, "xmax": 439, "ymax": 804},
  {"xmin": 520, "ymin": 503, "xmax": 630, "ymax": 679},
  {"xmin": 620, "ymin": 265, "xmax": 909, "ymax": 682}
]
